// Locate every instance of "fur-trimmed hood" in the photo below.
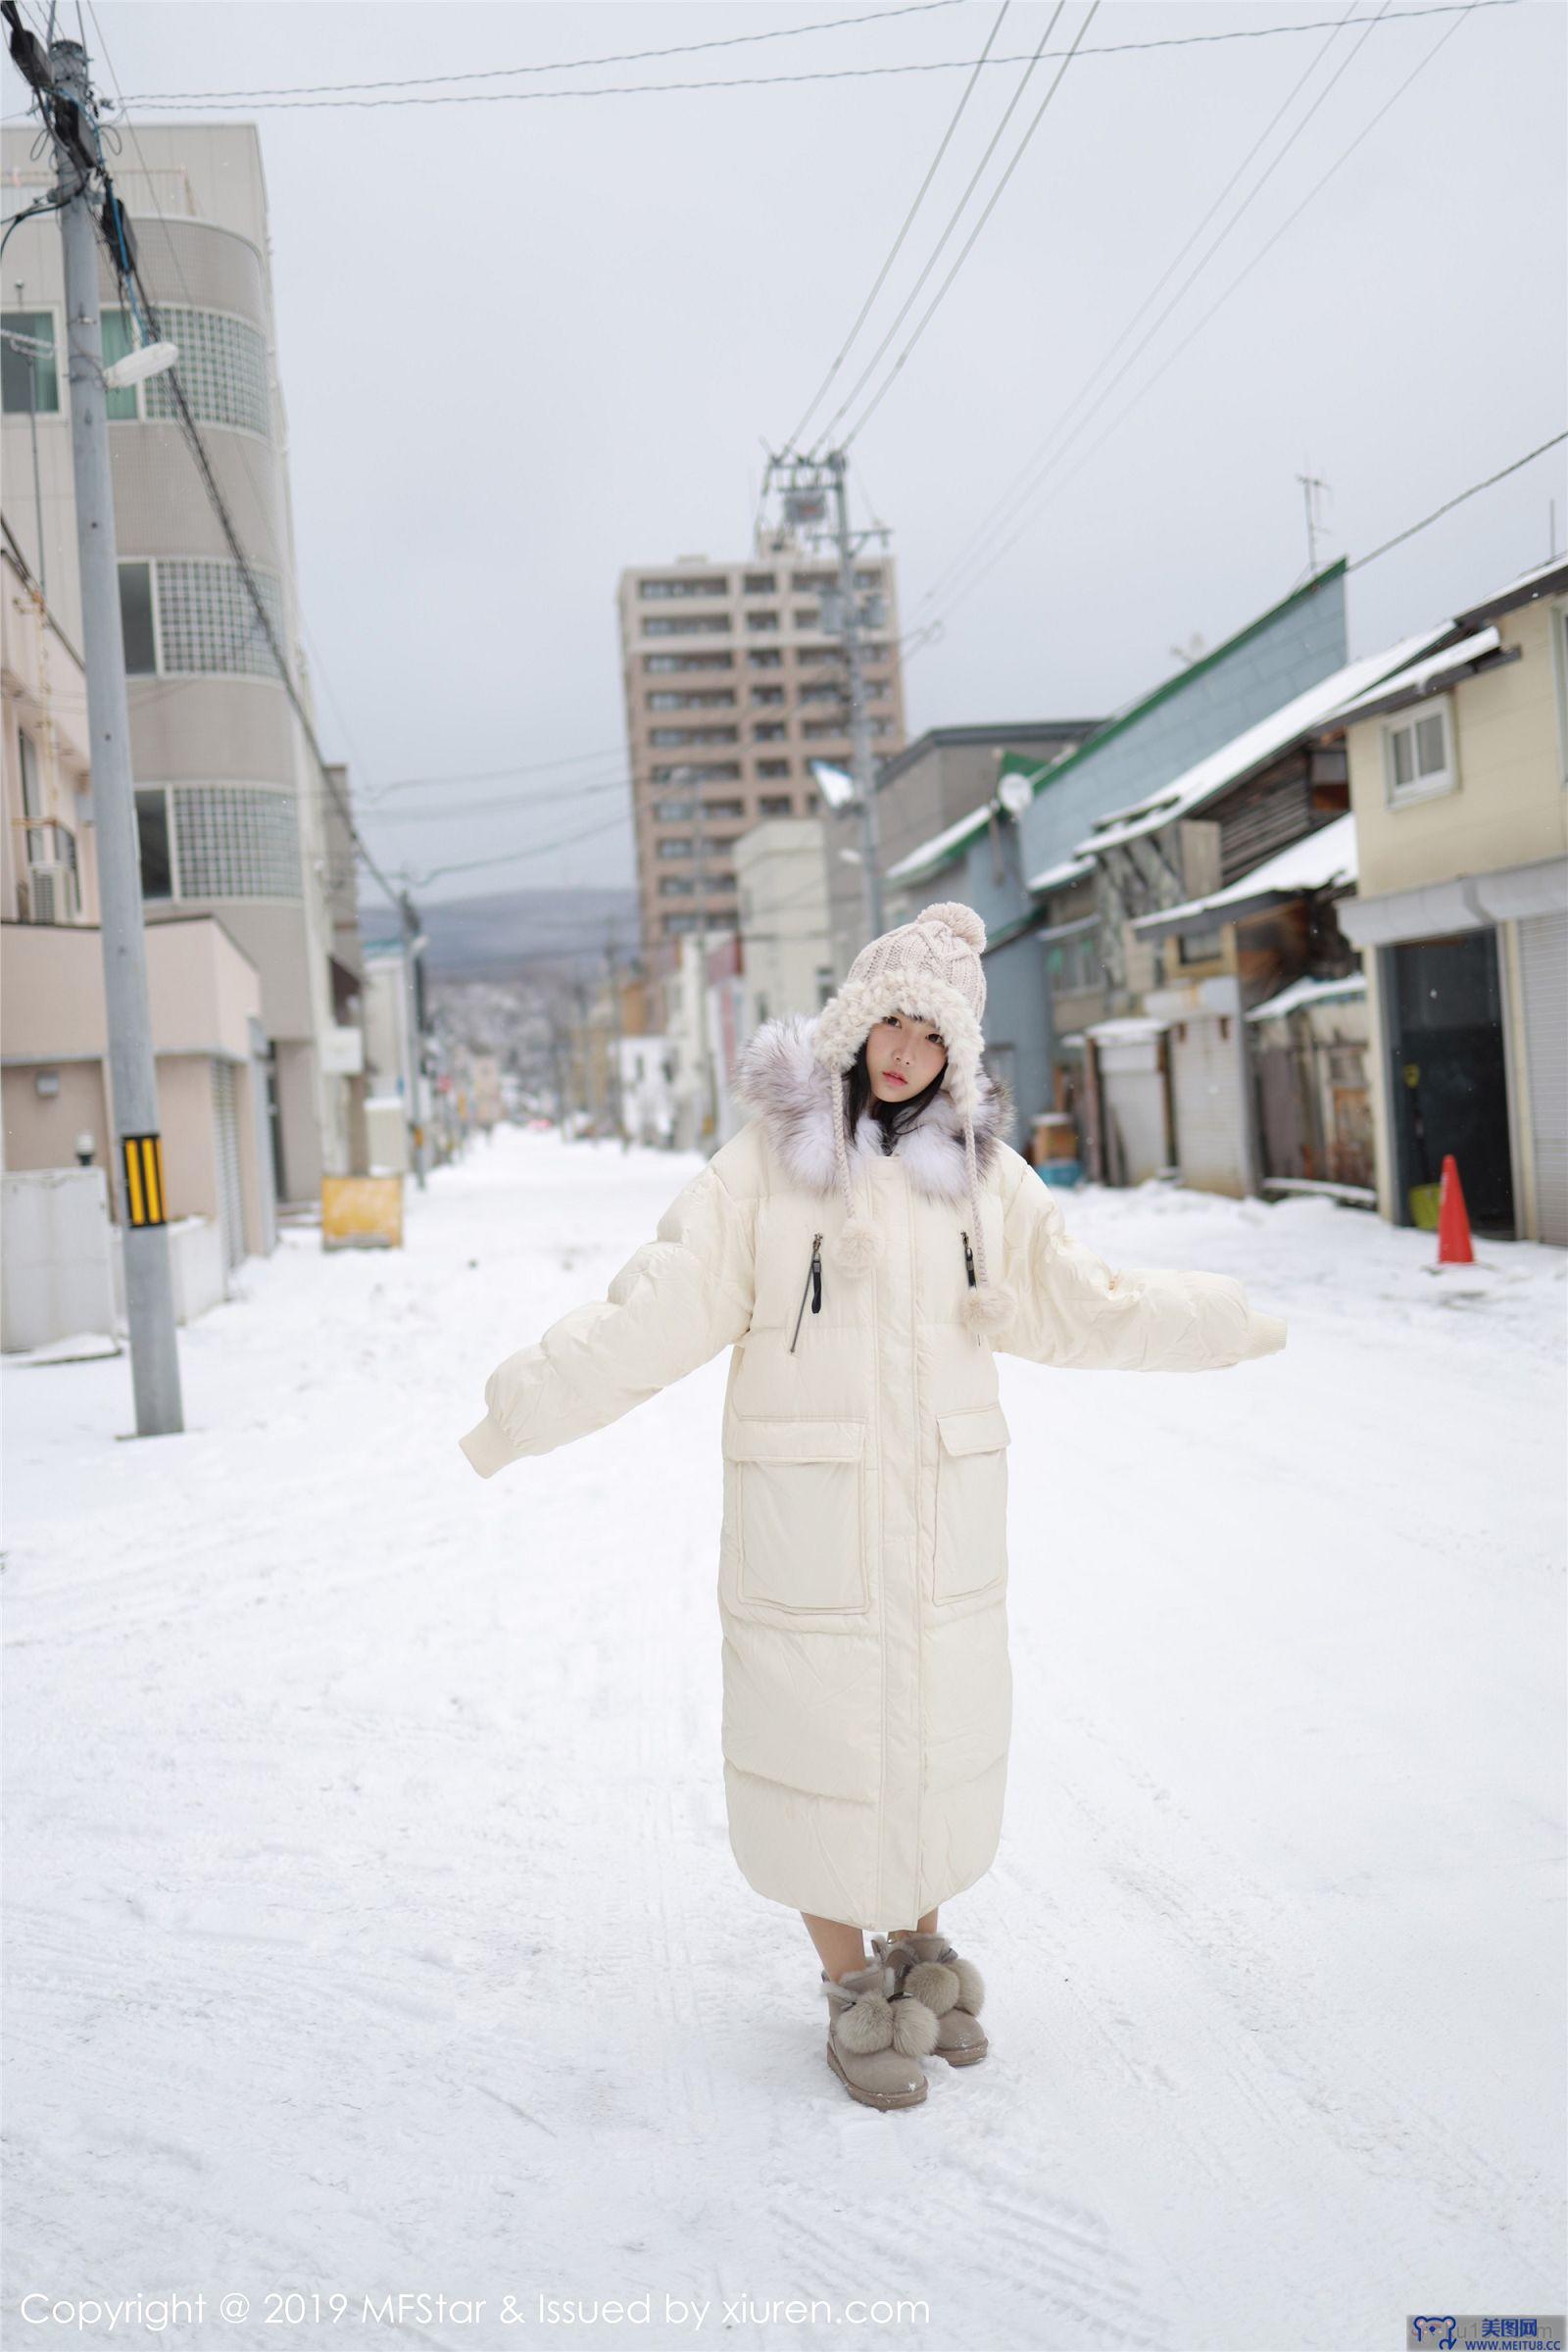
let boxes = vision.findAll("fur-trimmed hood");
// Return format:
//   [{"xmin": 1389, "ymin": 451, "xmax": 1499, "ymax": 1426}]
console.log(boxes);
[{"xmin": 732, "ymin": 1011, "xmax": 1011, "ymax": 1205}]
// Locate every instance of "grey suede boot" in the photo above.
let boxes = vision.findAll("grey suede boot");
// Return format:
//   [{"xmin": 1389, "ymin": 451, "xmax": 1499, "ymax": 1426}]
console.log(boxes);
[
  {"xmin": 821, "ymin": 1960, "xmax": 940, "ymax": 2109},
  {"xmin": 872, "ymin": 1933, "xmax": 988, "ymax": 2065}
]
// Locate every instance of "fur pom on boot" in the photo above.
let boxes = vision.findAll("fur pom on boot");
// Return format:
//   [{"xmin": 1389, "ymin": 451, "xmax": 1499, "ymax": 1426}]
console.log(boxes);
[
  {"xmin": 830, "ymin": 1216, "xmax": 884, "ymax": 1277},
  {"xmin": 820, "ymin": 1962, "xmax": 940, "ymax": 2110},
  {"xmin": 872, "ymin": 1934, "xmax": 989, "ymax": 2068}
]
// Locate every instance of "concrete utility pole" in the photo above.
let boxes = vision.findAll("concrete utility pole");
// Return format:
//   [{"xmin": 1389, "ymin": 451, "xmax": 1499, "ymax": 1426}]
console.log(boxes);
[
  {"xmin": 826, "ymin": 449, "xmax": 884, "ymax": 940},
  {"xmin": 398, "ymin": 891, "xmax": 427, "ymax": 1190},
  {"xmin": 763, "ymin": 445, "xmax": 888, "ymax": 942},
  {"xmin": 49, "ymin": 35, "xmax": 183, "ymax": 1435}
]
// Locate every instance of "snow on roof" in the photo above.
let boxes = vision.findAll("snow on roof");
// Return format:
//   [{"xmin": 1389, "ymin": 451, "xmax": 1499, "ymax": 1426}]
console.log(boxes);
[
  {"xmin": 1131, "ymin": 811, "xmax": 1358, "ymax": 933},
  {"xmin": 1327, "ymin": 626, "xmax": 1500, "ymax": 722},
  {"xmin": 885, "ymin": 802, "xmax": 993, "ymax": 884},
  {"xmin": 1025, "ymin": 852, "xmax": 1095, "ymax": 894},
  {"xmin": 1084, "ymin": 1014, "xmax": 1169, "ymax": 1043},
  {"xmin": 1246, "ymin": 971, "xmax": 1367, "ymax": 1022},
  {"xmin": 1072, "ymin": 628, "xmax": 1449, "ymax": 858}
]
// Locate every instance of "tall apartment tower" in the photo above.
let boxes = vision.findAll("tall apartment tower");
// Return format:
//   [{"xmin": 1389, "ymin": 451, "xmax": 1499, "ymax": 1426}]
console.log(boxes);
[
  {"xmin": 615, "ymin": 549, "xmax": 906, "ymax": 951},
  {"xmin": 0, "ymin": 120, "xmax": 362, "ymax": 1207}
]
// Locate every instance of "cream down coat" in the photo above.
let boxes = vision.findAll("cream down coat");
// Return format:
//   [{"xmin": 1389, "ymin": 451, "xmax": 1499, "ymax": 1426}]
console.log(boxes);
[{"xmin": 460, "ymin": 1013, "xmax": 1288, "ymax": 1932}]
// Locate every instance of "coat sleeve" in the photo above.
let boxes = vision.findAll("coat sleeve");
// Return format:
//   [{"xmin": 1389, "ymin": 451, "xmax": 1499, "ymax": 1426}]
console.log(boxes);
[
  {"xmin": 994, "ymin": 1152, "xmax": 1287, "ymax": 1373},
  {"xmin": 458, "ymin": 1157, "xmax": 756, "ymax": 1478}
]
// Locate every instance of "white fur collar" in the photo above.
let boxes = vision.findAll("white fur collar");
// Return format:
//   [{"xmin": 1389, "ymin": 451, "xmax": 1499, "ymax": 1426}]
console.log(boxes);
[{"xmin": 731, "ymin": 1012, "xmax": 1010, "ymax": 1203}]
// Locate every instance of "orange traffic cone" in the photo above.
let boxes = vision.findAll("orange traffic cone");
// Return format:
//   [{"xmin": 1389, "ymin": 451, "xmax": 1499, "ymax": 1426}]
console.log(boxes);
[{"xmin": 1436, "ymin": 1152, "xmax": 1475, "ymax": 1266}]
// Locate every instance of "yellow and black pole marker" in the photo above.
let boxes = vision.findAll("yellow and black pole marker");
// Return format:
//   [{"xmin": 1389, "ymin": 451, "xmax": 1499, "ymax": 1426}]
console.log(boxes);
[{"xmin": 120, "ymin": 1132, "xmax": 169, "ymax": 1227}]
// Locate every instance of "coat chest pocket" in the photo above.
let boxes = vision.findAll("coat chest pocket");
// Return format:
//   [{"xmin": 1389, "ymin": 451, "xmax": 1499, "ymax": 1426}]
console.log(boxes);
[
  {"xmin": 932, "ymin": 1404, "xmax": 1010, "ymax": 1602},
  {"xmin": 724, "ymin": 1416, "xmax": 868, "ymax": 1614}
]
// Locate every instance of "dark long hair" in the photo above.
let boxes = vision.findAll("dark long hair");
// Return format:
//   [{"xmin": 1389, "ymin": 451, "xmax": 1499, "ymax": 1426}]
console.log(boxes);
[{"xmin": 845, "ymin": 1028, "xmax": 949, "ymax": 1155}]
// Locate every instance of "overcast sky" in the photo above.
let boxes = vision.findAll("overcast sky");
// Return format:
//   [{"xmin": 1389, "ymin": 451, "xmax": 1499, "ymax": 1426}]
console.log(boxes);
[{"xmin": 15, "ymin": 2, "xmax": 1568, "ymax": 911}]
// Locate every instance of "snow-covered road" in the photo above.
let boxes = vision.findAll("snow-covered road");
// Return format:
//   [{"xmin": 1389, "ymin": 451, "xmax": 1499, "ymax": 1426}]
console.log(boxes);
[{"xmin": 4, "ymin": 1126, "xmax": 1564, "ymax": 2352}]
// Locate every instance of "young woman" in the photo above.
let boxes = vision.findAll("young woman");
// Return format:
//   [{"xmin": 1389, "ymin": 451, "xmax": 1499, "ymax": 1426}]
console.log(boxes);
[{"xmin": 460, "ymin": 901, "xmax": 1287, "ymax": 2112}]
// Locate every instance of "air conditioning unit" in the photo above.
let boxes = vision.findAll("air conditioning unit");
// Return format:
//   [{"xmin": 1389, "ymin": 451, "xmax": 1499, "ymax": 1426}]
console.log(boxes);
[{"xmin": 25, "ymin": 861, "xmax": 69, "ymax": 924}]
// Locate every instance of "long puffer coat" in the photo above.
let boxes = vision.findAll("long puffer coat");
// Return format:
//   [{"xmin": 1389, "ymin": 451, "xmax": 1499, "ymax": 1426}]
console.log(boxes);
[{"xmin": 460, "ymin": 1013, "xmax": 1288, "ymax": 1932}]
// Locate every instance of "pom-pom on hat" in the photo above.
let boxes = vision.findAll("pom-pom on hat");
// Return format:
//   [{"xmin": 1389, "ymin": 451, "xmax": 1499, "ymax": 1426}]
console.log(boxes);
[{"xmin": 812, "ymin": 901, "xmax": 1012, "ymax": 1336}]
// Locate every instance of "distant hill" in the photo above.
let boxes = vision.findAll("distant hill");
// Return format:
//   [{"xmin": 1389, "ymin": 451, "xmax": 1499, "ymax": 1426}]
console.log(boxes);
[{"xmin": 360, "ymin": 885, "xmax": 641, "ymax": 982}]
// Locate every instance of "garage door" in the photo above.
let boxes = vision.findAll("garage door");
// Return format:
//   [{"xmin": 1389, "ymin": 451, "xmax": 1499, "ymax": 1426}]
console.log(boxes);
[{"xmin": 1171, "ymin": 1015, "xmax": 1247, "ymax": 1198}]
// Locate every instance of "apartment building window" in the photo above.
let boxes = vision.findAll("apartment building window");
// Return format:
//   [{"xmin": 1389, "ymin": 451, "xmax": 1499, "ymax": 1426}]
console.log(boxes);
[
  {"xmin": 754, "ymin": 721, "xmax": 787, "ymax": 742},
  {"xmin": 797, "ymin": 645, "xmax": 843, "ymax": 667},
  {"xmin": 649, "ymin": 726, "xmax": 739, "ymax": 747},
  {"xmin": 794, "ymin": 608, "xmax": 819, "ymax": 629},
  {"xmin": 799, "ymin": 680, "xmax": 844, "ymax": 704},
  {"xmin": 1, "ymin": 310, "xmax": 58, "ymax": 412},
  {"xmin": 663, "ymin": 912, "xmax": 701, "ymax": 936},
  {"xmin": 759, "ymin": 795, "xmax": 794, "ymax": 817},
  {"xmin": 1384, "ymin": 700, "xmax": 1455, "ymax": 804},
  {"xmin": 117, "ymin": 563, "xmax": 159, "ymax": 674},
  {"xmin": 172, "ymin": 784, "xmax": 300, "ymax": 898},
  {"xmin": 853, "ymin": 568, "xmax": 883, "ymax": 589},
  {"xmin": 743, "ymin": 572, "xmax": 776, "ymax": 594},
  {"xmin": 709, "ymin": 872, "xmax": 737, "ymax": 894},
  {"xmin": 644, "ymin": 651, "xmax": 732, "ymax": 672},
  {"xmin": 656, "ymin": 837, "xmax": 694, "ymax": 858},
  {"xmin": 747, "ymin": 648, "xmax": 783, "ymax": 669},
  {"xmin": 640, "ymin": 576, "xmax": 727, "ymax": 599},
  {"xmin": 134, "ymin": 787, "xmax": 175, "ymax": 900},
  {"xmin": 119, "ymin": 557, "xmax": 286, "ymax": 679},
  {"xmin": 756, "ymin": 759, "xmax": 792, "ymax": 779},
  {"xmin": 659, "ymin": 874, "xmax": 697, "ymax": 897},
  {"xmin": 651, "ymin": 798, "xmax": 694, "ymax": 820},
  {"xmin": 869, "ymin": 716, "xmax": 893, "ymax": 738},
  {"xmin": 703, "ymin": 799, "xmax": 745, "ymax": 819},
  {"xmin": 791, "ymin": 571, "xmax": 835, "ymax": 592},
  {"xmin": 652, "ymin": 762, "xmax": 740, "ymax": 783},
  {"xmin": 751, "ymin": 686, "xmax": 785, "ymax": 706},
  {"xmin": 647, "ymin": 690, "xmax": 735, "ymax": 710},
  {"xmin": 803, "ymin": 720, "xmax": 849, "ymax": 742},
  {"xmin": 746, "ymin": 611, "xmax": 780, "ymax": 633},
  {"xmin": 643, "ymin": 613, "xmax": 730, "ymax": 636}
]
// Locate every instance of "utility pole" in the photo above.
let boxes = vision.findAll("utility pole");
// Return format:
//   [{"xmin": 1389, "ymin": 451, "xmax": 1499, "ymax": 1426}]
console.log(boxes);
[
  {"xmin": 762, "ymin": 445, "xmax": 888, "ymax": 941},
  {"xmin": 43, "ymin": 32, "xmax": 183, "ymax": 1434},
  {"xmin": 398, "ymin": 891, "xmax": 427, "ymax": 1190},
  {"xmin": 826, "ymin": 450, "xmax": 884, "ymax": 940}
]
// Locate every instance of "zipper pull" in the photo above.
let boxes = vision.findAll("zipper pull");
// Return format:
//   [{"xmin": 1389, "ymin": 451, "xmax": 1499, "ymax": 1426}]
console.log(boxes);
[
  {"xmin": 960, "ymin": 1228, "xmax": 977, "ymax": 1289},
  {"xmin": 790, "ymin": 1232, "xmax": 824, "ymax": 1352}
]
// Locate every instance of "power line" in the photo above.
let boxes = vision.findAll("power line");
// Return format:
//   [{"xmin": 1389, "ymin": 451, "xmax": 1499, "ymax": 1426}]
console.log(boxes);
[
  {"xmin": 910, "ymin": 0, "xmax": 1486, "ymax": 642},
  {"xmin": 916, "ymin": 0, "xmax": 1369, "ymax": 615},
  {"xmin": 101, "ymin": 2, "xmax": 1517, "ymax": 111},
  {"xmin": 781, "ymin": 0, "xmax": 1012, "ymax": 457},
  {"xmin": 118, "ymin": 2, "xmax": 966, "ymax": 102},
  {"xmin": 1347, "ymin": 432, "xmax": 1567, "ymax": 570},
  {"xmin": 840, "ymin": 0, "xmax": 1102, "ymax": 449},
  {"xmin": 806, "ymin": 1, "xmax": 1065, "ymax": 457},
  {"xmin": 364, "ymin": 744, "xmax": 628, "ymax": 800}
]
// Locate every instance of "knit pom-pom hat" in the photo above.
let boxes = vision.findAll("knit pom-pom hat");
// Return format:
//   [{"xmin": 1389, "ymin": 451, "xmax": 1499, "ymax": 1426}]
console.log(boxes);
[{"xmin": 812, "ymin": 900, "xmax": 1012, "ymax": 1337}]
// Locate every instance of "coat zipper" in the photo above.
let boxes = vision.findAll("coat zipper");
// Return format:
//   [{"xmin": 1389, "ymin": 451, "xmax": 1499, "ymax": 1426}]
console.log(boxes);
[
  {"xmin": 960, "ymin": 1228, "xmax": 977, "ymax": 1289},
  {"xmin": 789, "ymin": 1232, "xmax": 824, "ymax": 1351}
]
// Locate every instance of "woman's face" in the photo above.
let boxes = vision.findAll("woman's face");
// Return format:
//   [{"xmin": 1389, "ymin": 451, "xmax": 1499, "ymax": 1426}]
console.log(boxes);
[{"xmin": 866, "ymin": 1012, "xmax": 948, "ymax": 1103}]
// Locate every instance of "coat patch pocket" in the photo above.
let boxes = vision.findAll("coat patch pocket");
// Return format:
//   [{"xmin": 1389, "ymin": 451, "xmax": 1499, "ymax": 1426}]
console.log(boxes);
[
  {"xmin": 724, "ymin": 1416, "xmax": 868, "ymax": 1615},
  {"xmin": 932, "ymin": 1404, "xmax": 1010, "ymax": 1603}
]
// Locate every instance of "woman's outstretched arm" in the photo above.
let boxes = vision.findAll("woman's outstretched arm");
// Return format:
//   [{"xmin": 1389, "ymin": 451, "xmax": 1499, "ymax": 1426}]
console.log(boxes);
[
  {"xmin": 993, "ymin": 1147, "xmax": 1287, "ymax": 1373},
  {"xmin": 458, "ymin": 1156, "xmax": 756, "ymax": 1478}
]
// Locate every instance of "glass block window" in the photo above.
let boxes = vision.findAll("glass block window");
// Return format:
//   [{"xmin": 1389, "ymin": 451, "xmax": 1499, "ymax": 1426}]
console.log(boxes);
[
  {"xmin": 172, "ymin": 785, "xmax": 300, "ymax": 898},
  {"xmin": 144, "ymin": 308, "xmax": 270, "ymax": 437},
  {"xmin": 156, "ymin": 559, "xmax": 285, "ymax": 678}
]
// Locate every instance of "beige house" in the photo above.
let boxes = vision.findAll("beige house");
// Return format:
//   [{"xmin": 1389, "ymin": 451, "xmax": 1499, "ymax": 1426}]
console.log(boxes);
[
  {"xmin": 1334, "ymin": 558, "xmax": 1567, "ymax": 1245},
  {"xmin": 735, "ymin": 816, "xmax": 833, "ymax": 1033}
]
